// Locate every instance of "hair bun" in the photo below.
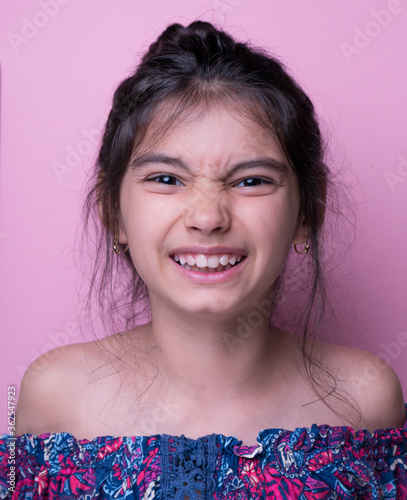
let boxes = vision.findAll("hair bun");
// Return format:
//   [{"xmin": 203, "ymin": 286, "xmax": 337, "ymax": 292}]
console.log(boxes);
[
  {"xmin": 143, "ymin": 21, "xmax": 233, "ymax": 62},
  {"xmin": 143, "ymin": 23, "xmax": 188, "ymax": 60}
]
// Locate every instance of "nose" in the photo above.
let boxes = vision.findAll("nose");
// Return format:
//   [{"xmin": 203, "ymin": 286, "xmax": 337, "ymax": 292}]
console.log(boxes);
[{"xmin": 184, "ymin": 189, "xmax": 231, "ymax": 234}]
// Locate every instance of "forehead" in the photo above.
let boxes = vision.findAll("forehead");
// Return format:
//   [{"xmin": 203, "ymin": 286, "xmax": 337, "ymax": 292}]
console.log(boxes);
[{"xmin": 132, "ymin": 102, "xmax": 288, "ymax": 172}]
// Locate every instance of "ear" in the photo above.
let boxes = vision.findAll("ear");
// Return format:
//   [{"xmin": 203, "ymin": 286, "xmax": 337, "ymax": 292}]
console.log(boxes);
[
  {"xmin": 292, "ymin": 214, "xmax": 308, "ymax": 246},
  {"xmin": 117, "ymin": 218, "xmax": 128, "ymax": 245},
  {"xmin": 97, "ymin": 199, "xmax": 128, "ymax": 245},
  {"xmin": 96, "ymin": 171, "xmax": 128, "ymax": 244}
]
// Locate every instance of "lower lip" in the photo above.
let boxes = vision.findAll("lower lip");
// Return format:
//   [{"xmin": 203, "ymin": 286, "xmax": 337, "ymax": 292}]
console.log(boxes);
[{"xmin": 170, "ymin": 257, "xmax": 247, "ymax": 283}]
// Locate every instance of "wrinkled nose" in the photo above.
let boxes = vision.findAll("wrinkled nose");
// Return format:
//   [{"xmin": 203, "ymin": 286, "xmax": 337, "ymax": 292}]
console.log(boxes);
[{"xmin": 183, "ymin": 190, "xmax": 231, "ymax": 234}]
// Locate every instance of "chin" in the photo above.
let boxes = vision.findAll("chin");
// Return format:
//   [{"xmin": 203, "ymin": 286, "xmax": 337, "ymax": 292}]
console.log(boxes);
[{"xmin": 170, "ymin": 294, "xmax": 239, "ymax": 318}]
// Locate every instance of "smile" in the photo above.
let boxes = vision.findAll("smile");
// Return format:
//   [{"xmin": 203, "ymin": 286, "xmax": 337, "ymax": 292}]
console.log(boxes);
[{"xmin": 171, "ymin": 253, "xmax": 245, "ymax": 273}]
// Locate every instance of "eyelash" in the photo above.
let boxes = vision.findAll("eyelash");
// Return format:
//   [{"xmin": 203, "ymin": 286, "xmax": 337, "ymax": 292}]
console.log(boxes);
[
  {"xmin": 147, "ymin": 174, "xmax": 183, "ymax": 186},
  {"xmin": 235, "ymin": 177, "xmax": 274, "ymax": 187},
  {"xmin": 146, "ymin": 174, "xmax": 275, "ymax": 188}
]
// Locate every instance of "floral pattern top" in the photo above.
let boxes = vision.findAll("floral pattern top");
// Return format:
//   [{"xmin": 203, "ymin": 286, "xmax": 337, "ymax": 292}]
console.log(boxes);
[{"xmin": 1, "ymin": 408, "xmax": 406, "ymax": 499}]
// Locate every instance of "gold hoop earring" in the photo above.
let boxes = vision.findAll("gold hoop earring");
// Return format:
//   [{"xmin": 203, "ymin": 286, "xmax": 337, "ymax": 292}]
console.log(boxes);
[
  {"xmin": 294, "ymin": 239, "xmax": 310, "ymax": 255},
  {"xmin": 113, "ymin": 241, "xmax": 129, "ymax": 255}
]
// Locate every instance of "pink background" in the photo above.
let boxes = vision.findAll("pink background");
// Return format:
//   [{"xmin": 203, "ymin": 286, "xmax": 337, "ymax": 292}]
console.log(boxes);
[{"xmin": 0, "ymin": 0, "xmax": 406, "ymax": 432}]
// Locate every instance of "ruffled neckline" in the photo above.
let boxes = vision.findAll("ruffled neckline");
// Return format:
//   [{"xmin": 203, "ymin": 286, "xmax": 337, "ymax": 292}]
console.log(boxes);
[{"xmin": 9, "ymin": 404, "xmax": 407, "ymax": 460}]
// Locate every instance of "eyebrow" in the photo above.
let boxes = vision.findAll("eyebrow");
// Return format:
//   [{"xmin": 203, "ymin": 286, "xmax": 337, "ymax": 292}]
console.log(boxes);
[{"xmin": 130, "ymin": 153, "xmax": 290, "ymax": 176}]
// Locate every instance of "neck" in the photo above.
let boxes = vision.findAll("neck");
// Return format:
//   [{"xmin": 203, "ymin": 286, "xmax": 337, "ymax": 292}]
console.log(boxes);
[{"xmin": 144, "ymin": 295, "xmax": 282, "ymax": 401}]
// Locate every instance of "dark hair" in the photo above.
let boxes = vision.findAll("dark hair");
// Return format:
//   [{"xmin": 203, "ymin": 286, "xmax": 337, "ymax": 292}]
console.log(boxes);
[{"xmin": 82, "ymin": 21, "xmax": 356, "ymax": 423}]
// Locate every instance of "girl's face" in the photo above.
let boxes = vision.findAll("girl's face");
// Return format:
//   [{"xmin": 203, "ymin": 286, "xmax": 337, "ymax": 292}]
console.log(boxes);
[{"xmin": 118, "ymin": 106, "xmax": 306, "ymax": 318}]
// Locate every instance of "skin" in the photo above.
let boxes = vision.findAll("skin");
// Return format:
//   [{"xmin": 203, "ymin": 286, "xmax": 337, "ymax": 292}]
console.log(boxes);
[
  {"xmin": 16, "ymin": 106, "xmax": 405, "ymax": 444},
  {"xmin": 119, "ymin": 107, "xmax": 304, "ymax": 315},
  {"xmin": 118, "ymin": 107, "xmax": 305, "ymax": 351}
]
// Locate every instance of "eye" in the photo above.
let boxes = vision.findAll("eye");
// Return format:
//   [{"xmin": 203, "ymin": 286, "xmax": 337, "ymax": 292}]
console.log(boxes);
[
  {"xmin": 235, "ymin": 177, "xmax": 273, "ymax": 187},
  {"xmin": 147, "ymin": 174, "xmax": 183, "ymax": 186}
]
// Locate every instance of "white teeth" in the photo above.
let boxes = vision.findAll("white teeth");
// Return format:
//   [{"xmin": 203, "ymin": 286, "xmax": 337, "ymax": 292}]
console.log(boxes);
[
  {"xmin": 179, "ymin": 261, "xmax": 236, "ymax": 273},
  {"xmin": 186, "ymin": 255, "xmax": 195, "ymax": 266},
  {"xmin": 195, "ymin": 254, "xmax": 208, "ymax": 268},
  {"xmin": 207, "ymin": 256, "xmax": 220, "ymax": 268},
  {"xmin": 173, "ymin": 252, "xmax": 245, "ymax": 271},
  {"xmin": 219, "ymin": 255, "xmax": 229, "ymax": 266}
]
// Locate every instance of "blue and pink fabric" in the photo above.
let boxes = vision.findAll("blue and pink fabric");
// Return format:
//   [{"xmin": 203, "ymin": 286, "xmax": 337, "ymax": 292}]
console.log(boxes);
[{"xmin": 1, "ymin": 409, "xmax": 407, "ymax": 499}]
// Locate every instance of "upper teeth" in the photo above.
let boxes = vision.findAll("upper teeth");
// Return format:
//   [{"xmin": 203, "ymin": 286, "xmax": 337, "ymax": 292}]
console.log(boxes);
[{"xmin": 173, "ymin": 253, "xmax": 243, "ymax": 268}]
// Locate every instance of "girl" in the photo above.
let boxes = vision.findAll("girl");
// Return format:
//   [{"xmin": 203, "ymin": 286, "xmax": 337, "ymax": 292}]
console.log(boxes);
[{"xmin": 1, "ymin": 20, "xmax": 406, "ymax": 499}]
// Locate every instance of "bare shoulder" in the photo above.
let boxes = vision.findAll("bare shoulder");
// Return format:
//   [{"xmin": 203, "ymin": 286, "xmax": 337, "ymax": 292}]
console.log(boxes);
[
  {"xmin": 16, "ymin": 340, "xmax": 104, "ymax": 435},
  {"xmin": 16, "ymin": 328, "xmax": 148, "ymax": 436},
  {"xmin": 321, "ymin": 342, "xmax": 405, "ymax": 432}
]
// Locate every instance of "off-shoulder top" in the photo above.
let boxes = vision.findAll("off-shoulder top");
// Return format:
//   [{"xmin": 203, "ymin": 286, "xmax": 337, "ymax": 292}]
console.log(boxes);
[{"xmin": 1, "ymin": 408, "xmax": 406, "ymax": 499}]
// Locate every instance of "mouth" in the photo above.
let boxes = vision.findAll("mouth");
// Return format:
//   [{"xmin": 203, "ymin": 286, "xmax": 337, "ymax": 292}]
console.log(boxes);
[{"xmin": 170, "ymin": 253, "xmax": 246, "ymax": 273}]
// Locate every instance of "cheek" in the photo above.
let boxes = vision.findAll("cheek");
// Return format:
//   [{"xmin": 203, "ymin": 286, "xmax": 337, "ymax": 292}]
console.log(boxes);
[
  {"xmin": 122, "ymin": 192, "xmax": 165, "ymax": 236},
  {"xmin": 245, "ymin": 198, "xmax": 299, "ymax": 241},
  {"xmin": 123, "ymin": 197, "xmax": 175, "ymax": 262}
]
